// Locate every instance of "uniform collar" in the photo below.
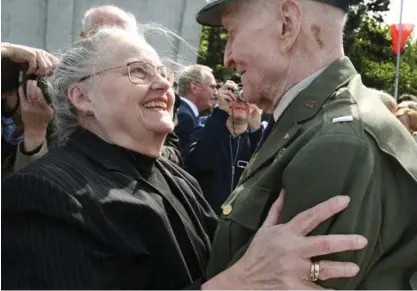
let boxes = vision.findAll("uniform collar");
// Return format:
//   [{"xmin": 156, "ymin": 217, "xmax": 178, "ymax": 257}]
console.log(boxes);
[
  {"xmin": 273, "ymin": 67, "xmax": 327, "ymax": 122},
  {"xmin": 180, "ymin": 97, "xmax": 199, "ymax": 118}
]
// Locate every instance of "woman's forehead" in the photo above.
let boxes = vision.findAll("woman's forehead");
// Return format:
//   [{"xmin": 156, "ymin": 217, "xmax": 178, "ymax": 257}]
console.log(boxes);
[{"xmin": 104, "ymin": 37, "xmax": 161, "ymax": 65}]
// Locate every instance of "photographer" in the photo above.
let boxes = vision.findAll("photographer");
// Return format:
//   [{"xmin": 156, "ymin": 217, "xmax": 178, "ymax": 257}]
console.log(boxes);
[
  {"xmin": 1, "ymin": 42, "xmax": 56, "ymax": 176},
  {"xmin": 185, "ymin": 81, "xmax": 263, "ymax": 214}
]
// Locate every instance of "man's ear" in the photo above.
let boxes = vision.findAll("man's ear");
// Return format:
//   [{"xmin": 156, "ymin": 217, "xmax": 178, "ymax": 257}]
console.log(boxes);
[
  {"xmin": 190, "ymin": 81, "xmax": 200, "ymax": 93},
  {"xmin": 68, "ymin": 85, "xmax": 92, "ymax": 114},
  {"xmin": 278, "ymin": 0, "xmax": 303, "ymax": 53}
]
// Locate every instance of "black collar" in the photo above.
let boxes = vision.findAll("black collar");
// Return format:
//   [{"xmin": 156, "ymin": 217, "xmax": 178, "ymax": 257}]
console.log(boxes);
[{"xmin": 67, "ymin": 128, "xmax": 157, "ymax": 178}]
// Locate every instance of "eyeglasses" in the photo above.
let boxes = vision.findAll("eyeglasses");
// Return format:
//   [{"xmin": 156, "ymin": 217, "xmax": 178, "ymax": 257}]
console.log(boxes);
[{"xmin": 78, "ymin": 61, "xmax": 175, "ymax": 86}]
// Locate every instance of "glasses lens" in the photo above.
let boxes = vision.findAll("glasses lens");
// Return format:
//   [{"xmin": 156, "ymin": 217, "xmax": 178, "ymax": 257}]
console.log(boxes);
[
  {"xmin": 129, "ymin": 62, "xmax": 175, "ymax": 86},
  {"xmin": 129, "ymin": 62, "xmax": 154, "ymax": 84}
]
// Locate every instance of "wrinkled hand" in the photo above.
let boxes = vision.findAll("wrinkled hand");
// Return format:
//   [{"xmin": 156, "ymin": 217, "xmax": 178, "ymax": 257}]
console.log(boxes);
[
  {"xmin": 203, "ymin": 190, "xmax": 367, "ymax": 290},
  {"xmin": 248, "ymin": 104, "xmax": 262, "ymax": 131},
  {"xmin": 217, "ymin": 80, "xmax": 238, "ymax": 112},
  {"xmin": 19, "ymin": 80, "xmax": 53, "ymax": 151},
  {"xmin": 2, "ymin": 42, "xmax": 58, "ymax": 76}
]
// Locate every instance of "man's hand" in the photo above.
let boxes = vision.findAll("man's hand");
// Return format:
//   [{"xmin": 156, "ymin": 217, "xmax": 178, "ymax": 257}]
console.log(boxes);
[
  {"xmin": 1, "ymin": 42, "xmax": 58, "ymax": 76},
  {"xmin": 19, "ymin": 80, "xmax": 53, "ymax": 152},
  {"xmin": 217, "ymin": 80, "xmax": 239, "ymax": 112},
  {"xmin": 248, "ymin": 104, "xmax": 262, "ymax": 131}
]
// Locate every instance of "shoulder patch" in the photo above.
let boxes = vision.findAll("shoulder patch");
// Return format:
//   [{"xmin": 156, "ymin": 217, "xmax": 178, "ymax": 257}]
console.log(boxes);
[{"xmin": 332, "ymin": 115, "xmax": 354, "ymax": 123}]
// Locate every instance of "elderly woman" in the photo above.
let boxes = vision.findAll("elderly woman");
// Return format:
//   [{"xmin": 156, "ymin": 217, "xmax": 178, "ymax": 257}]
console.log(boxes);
[{"xmin": 2, "ymin": 27, "xmax": 366, "ymax": 289}]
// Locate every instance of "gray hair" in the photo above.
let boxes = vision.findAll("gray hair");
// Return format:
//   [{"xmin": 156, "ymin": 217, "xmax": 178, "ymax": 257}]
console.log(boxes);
[
  {"xmin": 177, "ymin": 64, "xmax": 213, "ymax": 97},
  {"xmin": 47, "ymin": 25, "xmax": 187, "ymax": 146},
  {"xmin": 398, "ymin": 101, "xmax": 417, "ymax": 111},
  {"xmin": 82, "ymin": 5, "xmax": 137, "ymax": 33}
]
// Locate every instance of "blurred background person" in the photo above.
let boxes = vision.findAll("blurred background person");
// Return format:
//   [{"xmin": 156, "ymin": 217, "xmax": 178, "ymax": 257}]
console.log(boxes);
[
  {"xmin": 397, "ymin": 100, "xmax": 417, "ymax": 111},
  {"xmin": 396, "ymin": 108, "xmax": 417, "ymax": 141},
  {"xmin": 185, "ymin": 80, "xmax": 263, "ymax": 214},
  {"xmin": 1, "ymin": 42, "xmax": 56, "ymax": 177},
  {"xmin": 398, "ymin": 93, "xmax": 417, "ymax": 105},
  {"xmin": 80, "ymin": 5, "xmax": 137, "ymax": 38},
  {"xmin": 175, "ymin": 64, "xmax": 218, "ymax": 157}
]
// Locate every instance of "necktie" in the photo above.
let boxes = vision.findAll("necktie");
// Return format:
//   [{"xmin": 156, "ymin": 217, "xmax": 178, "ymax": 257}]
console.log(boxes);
[{"xmin": 255, "ymin": 116, "xmax": 276, "ymax": 153}]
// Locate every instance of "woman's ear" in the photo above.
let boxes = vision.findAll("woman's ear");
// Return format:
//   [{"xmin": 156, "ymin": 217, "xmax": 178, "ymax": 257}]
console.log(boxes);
[{"xmin": 68, "ymin": 85, "xmax": 92, "ymax": 114}]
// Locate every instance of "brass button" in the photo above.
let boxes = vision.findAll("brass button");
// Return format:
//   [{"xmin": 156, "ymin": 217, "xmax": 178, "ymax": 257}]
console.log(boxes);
[{"xmin": 222, "ymin": 205, "xmax": 233, "ymax": 216}]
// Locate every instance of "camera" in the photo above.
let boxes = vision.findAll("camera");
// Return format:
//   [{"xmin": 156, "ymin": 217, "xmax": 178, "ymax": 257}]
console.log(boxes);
[
  {"xmin": 227, "ymin": 86, "xmax": 245, "ymax": 102},
  {"xmin": 236, "ymin": 88, "xmax": 245, "ymax": 102},
  {"xmin": 19, "ymin": 64, "xmax": 52, "ymax": 105}
]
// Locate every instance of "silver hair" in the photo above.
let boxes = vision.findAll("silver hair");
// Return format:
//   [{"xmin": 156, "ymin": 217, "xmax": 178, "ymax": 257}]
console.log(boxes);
[
  {"xmin": 177, "ymin": 64, "xmax": 213, "ymax": 97},
  {"xmin": 47, "ymin": 25, "xmax": 191, "ymax": 146}
]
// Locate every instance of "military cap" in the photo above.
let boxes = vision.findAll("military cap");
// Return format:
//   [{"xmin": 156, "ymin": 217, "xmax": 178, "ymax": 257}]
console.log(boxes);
[{"xmin": 196, "ymin": 0, "xmax": 351, "ymax": 27}]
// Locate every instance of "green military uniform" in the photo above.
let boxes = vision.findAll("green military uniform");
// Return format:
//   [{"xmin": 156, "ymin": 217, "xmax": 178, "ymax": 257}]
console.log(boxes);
[{"xmin": 205, "ymin": 58, "xmax": 417, "ymax": 289}]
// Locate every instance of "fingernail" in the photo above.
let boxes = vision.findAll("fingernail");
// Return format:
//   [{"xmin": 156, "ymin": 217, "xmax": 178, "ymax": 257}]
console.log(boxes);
[
  {"xmin": 338, "ymin": 195, "xmax": 350, "ymax": 206},
  {"xmin": 351, "ymin": 265, "xmax": 360, "ymax": 275},
  {"xmin": 357, "ymin": 236, "xmax": 368, "ymax": 247}
]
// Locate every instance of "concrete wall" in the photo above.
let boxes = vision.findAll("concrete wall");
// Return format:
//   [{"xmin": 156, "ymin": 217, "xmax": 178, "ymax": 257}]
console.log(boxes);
[{"xmin": 1, "ymin": 0, "xmax": 205, "ymax": 64}]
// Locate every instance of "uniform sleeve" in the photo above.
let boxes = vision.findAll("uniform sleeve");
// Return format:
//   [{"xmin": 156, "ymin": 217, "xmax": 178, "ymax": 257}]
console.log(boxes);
[
  {"xmin": 280, "ymin": 133, "xmax": 381, "ymax": 290},
  {"xmin": 2, "ymin": 173, "xmax": 151, "ymax": 289},
  {"xmin": 13, "ymin": 140, "xmax": 48, "ymax": 172}
]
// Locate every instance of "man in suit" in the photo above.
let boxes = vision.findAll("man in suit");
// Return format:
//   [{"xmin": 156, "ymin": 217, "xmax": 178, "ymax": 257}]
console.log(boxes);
[
  {"xmin": 196, "ymin": 0, "xmax": 417, "ymax": 289},
  {"xmin": 175, "ymin": 64, "xmax": 218, "ymax": 157}
]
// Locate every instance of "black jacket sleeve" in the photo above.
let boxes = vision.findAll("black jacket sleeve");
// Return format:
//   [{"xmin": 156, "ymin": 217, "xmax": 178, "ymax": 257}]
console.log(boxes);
[
  {"xmin": 175, "ymin": 112, "xmax": 196, "ymax": 158},
  {"xmin": 248, "ymin": 128, "xmax": 263, "ymax": 153},
  {"xmin": 185, "ymin": 108, "xmax": 230, "ymax": 173},
  {"xmin": 2, "ymin": 173, "xmax": 151, "ymax": 290}
]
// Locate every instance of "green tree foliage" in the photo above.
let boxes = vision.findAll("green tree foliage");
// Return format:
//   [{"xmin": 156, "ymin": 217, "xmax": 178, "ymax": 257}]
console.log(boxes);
[
  {"xmin": 197, "ymin": 26, "xmax": 232, "ymax": 80},
  {"xmin": 348, "ymin": 16, "xmax": 417, "ymax": 95},
  {"xmin": 197, "ymin": 0, "xmax": 417, "ymax": 96}
]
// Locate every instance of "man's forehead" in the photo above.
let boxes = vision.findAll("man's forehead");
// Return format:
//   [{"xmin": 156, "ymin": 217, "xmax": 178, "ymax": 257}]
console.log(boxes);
[
  {"xmin": 221, "ymin": 1, "xmax": 244, "ymax": 26},
  {"xmin": 204, "ymin": 71, "xmax": 216, "ymax": 82},
  {"xmin": 197, "ymin": 0, "xmax": 350, "ymax": 27}
]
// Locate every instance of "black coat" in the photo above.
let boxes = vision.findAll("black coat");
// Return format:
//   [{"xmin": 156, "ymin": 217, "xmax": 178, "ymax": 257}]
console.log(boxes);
[
  {"xmin": 2, "ymin": 128, "xmax": 218, "ymax": 289},
  {"xmin": 175, "ymin": 100, "xmax": 200, "ymax": 158},
  {"xmin": 185, "ymin": 108, "xmax": 262, "ymax": 215}
]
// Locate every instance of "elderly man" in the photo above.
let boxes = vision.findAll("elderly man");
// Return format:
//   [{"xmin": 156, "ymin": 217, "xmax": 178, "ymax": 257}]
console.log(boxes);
[
  {"xmin": 196, "ymin": 0, "xmax": 417, "ymax": 289},
  {"xmin": 175, "ymin": 64, "xmax": 218, "ymax": 157},
  {"xmin": 80, "ymin": 5, "xmax": 137, "ymax": 38}
]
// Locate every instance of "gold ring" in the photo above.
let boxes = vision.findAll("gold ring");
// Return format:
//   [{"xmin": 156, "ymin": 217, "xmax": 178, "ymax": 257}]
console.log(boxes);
[{"xmin": 307, "ymin": 261, "xmax": 320, "ymax": 282}]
